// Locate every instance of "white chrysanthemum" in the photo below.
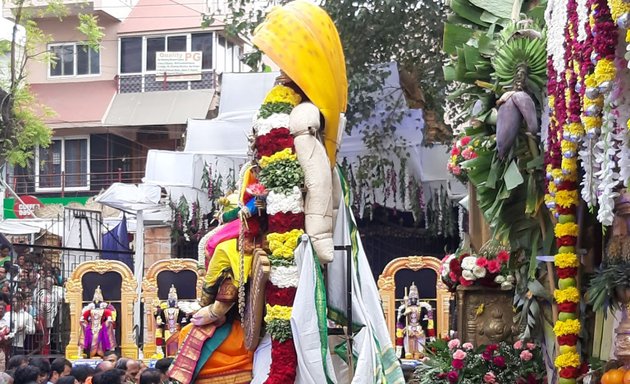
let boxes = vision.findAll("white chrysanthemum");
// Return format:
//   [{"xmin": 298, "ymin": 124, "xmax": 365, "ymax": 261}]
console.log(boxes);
[
  {"xmin": 546, "ymin": 0, "xmax": 568, "ymax": 77},
  {"xmin": 462, "ymin": 270, "xmax": 476, "ymax": 281},
  {"xmin": 266, "ymin": 187, "xmax": 304, "ymax": 215},
  {"xmin": 472, "ymin": 266, "xmax": 486, "ymax": 279},
  {"xmin": 501, "ymin": 281, "xmax": 514, "ymax": 290},
  {"xmin": 494, "ymin": 275, "xmax": 506, "ymax": 284},
  {"xmin": 441, "ymin": 254, "xmax": 456, "ymax": 278},
  {"xmin": 253, "ymin": 113, "xmax": 291, "ymax": 137},
  {"xmin": 461, "ymin": 256, "xmax": 477, "ymax": 271},
  {"xmin": 595, "ymin": 97, "xmax": 621, "ymax": 226},
  {"xmin": 269, "ymin": 265, "xmax": 299, "ymax": 288}
]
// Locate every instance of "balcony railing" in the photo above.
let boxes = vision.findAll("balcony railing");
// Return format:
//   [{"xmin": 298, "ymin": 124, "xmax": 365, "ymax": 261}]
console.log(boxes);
[{"xmin": 118, "ymin": 69, "xmax": 216, "ymax": 93}]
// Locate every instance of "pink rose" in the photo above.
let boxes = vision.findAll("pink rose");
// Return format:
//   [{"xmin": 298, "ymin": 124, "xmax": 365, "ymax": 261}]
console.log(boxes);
[
  {"xmin": 452, "ymin": 165, "xmax": 461, "ymax": 175},
  {"xmin": 483, "ymin": 372, "xmax": 496, "ymax": 383},
  {"xmin": 461, "ymin": 136, "xmax": 471, "ymax": 146},
  {"xmin": 513, "ymin": 340, "xmax": 523, "ymax": 350},
  {"xmin": 520, "ymin": 350, "xmax": 533, "ymax": 361},
  {"xmin": 448, "ymin": 339, "xmax": 461, "ymax": 350},
  {"xmin": 462, "ymin": 147, "xmax": 474, "ymax": 160},
  {"xmin": 462, "ymin": 342, "xmax": 474, "ymax": 351},
  {"xmin": 476, "ymin": 257, "xmax": 488, "ymax": 268},
  {"xmin": 526, "ymin": 342, "xmax": 536, "ymax": 350},
  {"xmin": 453, "ymin": 349, "xmax": 467, "ymax": 360},
  {"xmin": 451, "ymin": 147, "xmax": 460, "ymax": 156},
  {"xmin": 487, "ymin": 259, "xmax": 501, "ymax": 274}
]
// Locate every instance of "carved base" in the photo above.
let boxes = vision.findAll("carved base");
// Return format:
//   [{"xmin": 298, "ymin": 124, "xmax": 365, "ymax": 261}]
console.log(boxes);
[
  {"xmin": 65, "ymin": 344, "xmax": 80, "ymax": 360},
  {"xmin": 615, "ymin": 304, "xmax": 630, "ymax": 366},
  {"xmin": 456, "ymin": 286, "xmax": 515, "ymax": 345}
]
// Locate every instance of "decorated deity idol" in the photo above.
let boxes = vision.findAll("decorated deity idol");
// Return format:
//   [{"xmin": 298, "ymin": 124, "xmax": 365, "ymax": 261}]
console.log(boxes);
[
  {"xmin": 79, "ymin": 286, "xmax": 117, "ymax": 358},
  {"xmin": 169, "ymin": 1, "xmax": 404, "ymax": 383},
  {"xmin": 155, "ymin": 285, "xmax": 189, "ymax": 357},
  {"xmin": 395, "ymin": 283, "xmax": 436, "ymax": 360}
]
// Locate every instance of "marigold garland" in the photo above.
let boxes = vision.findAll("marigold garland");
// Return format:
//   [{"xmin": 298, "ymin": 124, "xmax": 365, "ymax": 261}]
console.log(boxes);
[
  {"xmin": 553, "ymin": 319, "xmax": 582, "ymax": 337},
  {"xmin": 265, "ymin": 304, "xmax": 293, "ymax": 322},
  {"xmin": 554, "ymin": 253, "xmax": 579, "ymax": 268},
  {"xmin": 263, "ymin": 85, "xmax": 303, "ymax": 106},
  {"xmin": 267, "ymin": 229, "xmax": 305, "ymax": 259},
  {"xmin": 259, "ymin": 148, "xmax": 297, "ymax": 168},
  {"xmin": 554, "ymin": 222, "xmax": 579, "ymax": 237},
  {"xmin": 555, "ymin": 190, "xmax": 579, "ymax": 208},
  {"xmin": 554, "ymin": 287, "xmax": 580, "ymax": 303},
  {"xmin": 554, "ymin": 351, "xmax": 582, "ymax": 369}
]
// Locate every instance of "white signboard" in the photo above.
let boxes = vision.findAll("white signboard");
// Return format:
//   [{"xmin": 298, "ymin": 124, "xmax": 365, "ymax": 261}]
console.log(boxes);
[{"xmin": 155, "ymin": 51, "xmax": 202, "ymax": 82}]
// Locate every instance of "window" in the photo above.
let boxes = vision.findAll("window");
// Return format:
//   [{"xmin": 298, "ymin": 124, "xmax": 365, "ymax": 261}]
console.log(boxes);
[
  {"xmin": 121, "ymin": 33, "xmax": 215, "ymax": 73},
  {"xmin": 49, "ymin": 43, "xmax": 100, "ymax": 77},
  {"xmin": 37, "ymin": 137, "xmax": 89, "ymax": 191}
]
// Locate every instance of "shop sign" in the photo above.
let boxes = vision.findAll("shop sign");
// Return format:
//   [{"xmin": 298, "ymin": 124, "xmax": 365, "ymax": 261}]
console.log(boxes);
[
  {"xmin": 155, "ymin": 51, "xmax": 203, "ymax": 81},
  {"xmin": 13, "ymin": 195, "xmax": 43, "ymax": 219}
]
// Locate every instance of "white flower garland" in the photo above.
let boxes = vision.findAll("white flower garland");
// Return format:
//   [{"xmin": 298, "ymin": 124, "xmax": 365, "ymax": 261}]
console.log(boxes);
[
  {"xmin": 576, "ymin": 0, "xmax": 588, "ymax": 41},
  {"xmin": 546, "ymin": 0, "xmax": 568, "ymax": 77},
  {"xmin": 579, "ymin": 138, "xmax": 599, "ymax": 206},
  {"xmin": 269, "ymin": 265, "xmax": 299, "ymax": 288},
  {"xmin": 620, "ymin": 131, "xmax": 630, "ymax": 187},
  {"xmin": 253, "ymin": 113, "xmax": 291, "ymax": 137},
  {"xmin": 266, "ymin": 187, "xmax": 304, "ymax": 215},
  {"xmin": 594, "ymin": 96, "xmax": 620, "ymax": 226}
]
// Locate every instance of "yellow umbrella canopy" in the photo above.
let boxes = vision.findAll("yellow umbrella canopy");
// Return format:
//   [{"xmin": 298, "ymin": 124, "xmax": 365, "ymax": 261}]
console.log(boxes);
[{"xmin": 252, "ymin": 0, "xmax": 348, "ymax": 166}]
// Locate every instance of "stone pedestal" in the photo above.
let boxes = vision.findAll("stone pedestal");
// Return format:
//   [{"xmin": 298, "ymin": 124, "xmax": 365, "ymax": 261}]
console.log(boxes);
[{"xmin": 456, "ymin": 286, "xmax": 515, "ymax": 345}]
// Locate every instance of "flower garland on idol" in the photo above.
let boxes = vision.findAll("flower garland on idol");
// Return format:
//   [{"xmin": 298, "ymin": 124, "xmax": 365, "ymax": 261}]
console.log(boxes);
[{"xmin": 252, "ymin": 85, "xmax": 304, "ymax": 383}]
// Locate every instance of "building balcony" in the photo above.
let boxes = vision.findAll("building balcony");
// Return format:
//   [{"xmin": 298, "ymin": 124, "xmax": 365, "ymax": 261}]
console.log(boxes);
[
  {"xmin": 3, "ymin": 0, "xmax": 135, "ymax": 21},
  {"xmin": 117, "ymin": 69, "xmax": 216, "ymax": 93}
]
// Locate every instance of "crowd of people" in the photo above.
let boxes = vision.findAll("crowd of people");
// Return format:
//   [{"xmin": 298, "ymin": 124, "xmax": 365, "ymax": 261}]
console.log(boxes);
[
  {"xmin": 0, "ymin": 244, "xmax": 66, "ymax": 356},
  {"xmin": 0, "ymin": 353, "xmax": 175, "ymax": 384}
]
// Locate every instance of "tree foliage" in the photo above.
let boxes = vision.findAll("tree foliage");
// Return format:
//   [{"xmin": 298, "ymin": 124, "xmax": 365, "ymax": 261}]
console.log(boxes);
[{"xmin": 0, "ymin": 1, "xmax": 104, "ymax": 167}]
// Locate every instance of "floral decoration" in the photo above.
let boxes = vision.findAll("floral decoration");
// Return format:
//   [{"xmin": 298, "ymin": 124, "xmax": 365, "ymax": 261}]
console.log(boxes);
[
  {"xmin": 413, "ymin": 339, "xmax": 546, "ymax": 384},
  {"xmin": 252, "ymin": 84, "xmax": 305, "ymax": 384},
  {"xmin": 440, "ymin": 248, "xmax": 513, "ymax": 292}
]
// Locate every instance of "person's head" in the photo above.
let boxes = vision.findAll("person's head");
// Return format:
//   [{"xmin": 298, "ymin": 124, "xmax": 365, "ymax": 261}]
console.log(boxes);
[
  {"xmin": 114, "ymin": 359, "xmax": 128, "ymax": 372},
  {"xmin": 50, "ymin": 358, "xmax": 72, "ymax": 383},
  {"xmin": 94, "ymin": 361, "xmax": 114, "ymax": 374},
  {"xmin": 1, "ymin": 244, "xmax": 11, "ymax": 257},
  {"xmin": 102, "ymin": 351, "xmax": 118, "ymax": 365},
  {"xmin": 8, "ymin": 355, "xmax": 30, "ymax": 370},
  {"xmin": 0, "ymin": 292, "xmax": 8, "ymax": 318},
  {"xmin": 70, "ymin": 366, "xmax": 93, "ymax": 384},
  {"xmin": 28, "ymin": 358, "xmax": 50, "ymax": 384},
  {"xmin": 153, "ymin": 358, "xmax": 172, "ymax": 382},
  {"xmin": 16, "ymin": 255, "xmax": 25, "ymax": 267},
  {"xmin": 98, "ymin": 370, "xmax": 124, "ymax": 384},
  {"xmin": 138, "ymin": 370, "xmax": 160, "ymax": 384},
  {"xmin": 13, "ymin": 366, "xmax": 40, "ymax": 384},
  {"xmin": 124, "ymin": 361, "xmax": 139, "ymax": 383},
  {"xmin": 56, "ymin": 377, "xmax": 78, "ymax": 384}
]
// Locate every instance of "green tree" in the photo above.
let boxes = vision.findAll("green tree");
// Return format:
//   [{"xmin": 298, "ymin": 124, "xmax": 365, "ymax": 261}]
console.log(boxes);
[{"xmin": 0, "ymin": 1, "xmax": 104, "ymax": 167}]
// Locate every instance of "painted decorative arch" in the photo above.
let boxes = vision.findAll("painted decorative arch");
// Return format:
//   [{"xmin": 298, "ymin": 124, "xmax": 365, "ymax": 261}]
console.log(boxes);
[
  {"xmin": 64, "ymin": 260, "xmax": 138, "ymax": 360},
  {"xmin": 377, "ymin": 256, "xmax": 451, "ymax": 344}
]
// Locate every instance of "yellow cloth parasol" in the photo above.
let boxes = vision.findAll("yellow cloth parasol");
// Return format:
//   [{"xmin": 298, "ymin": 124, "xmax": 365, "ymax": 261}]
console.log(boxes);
[{"xmin": 252, "ymin": 0, "xmax": 347, "ymax": 166}]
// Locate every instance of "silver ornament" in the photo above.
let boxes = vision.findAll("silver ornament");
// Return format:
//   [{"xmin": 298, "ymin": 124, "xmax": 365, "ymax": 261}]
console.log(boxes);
[
  {"xmin": 598, "ymin": 81, "xmax": 613, "ymax": 93},
  {"xmin": 591, "ymin": 51, "xmax": 599, "ymax": 65},
  {"xmin": 584, "ymin": 104, "xmax": 602, "ymax": 116},
  {"xmin": 618, "ymin": 13, "xmax": 630, "ymax": 29},
  {"xmin": 575, "ymin": 82, "xmax": 582, "ymax": 93},
  {"xmin": 563, "ymin": 150, "xmax": 575, "ymax": 158},
  {"xmin": 585, "ymin": 87, "xmax": 600, "ymax": 99}
]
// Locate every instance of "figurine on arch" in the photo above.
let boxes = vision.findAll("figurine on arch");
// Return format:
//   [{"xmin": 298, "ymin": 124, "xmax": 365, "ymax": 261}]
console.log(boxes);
[
  {"xmin": 79, "ymin": 286, "xmax": 117, "ymax": 358},
  {"xmin": 154, "ymin": 284, "xmax": 194, "ymax": 358},
  {"xmin": 395, "ymin": 282, "xmax": 436, "ymax": 360}
]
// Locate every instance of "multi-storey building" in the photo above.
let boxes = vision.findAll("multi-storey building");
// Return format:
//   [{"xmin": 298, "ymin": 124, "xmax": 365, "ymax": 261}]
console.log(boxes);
[{"xmin": 3, "ymin": 0, "xmax": 243, "ymax": 216}]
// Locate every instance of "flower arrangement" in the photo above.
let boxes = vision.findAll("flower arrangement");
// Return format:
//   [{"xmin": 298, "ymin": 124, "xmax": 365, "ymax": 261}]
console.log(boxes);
[
  {"xmin": 447, "ymin": 135, "xmax": 474, "ymax": 182},
  {"xmin": 252, "ymin": 84, "xmax": 304, "ymax": 384},
  {"xmin": 412, "ymin": 338, "xmax": 546, "ymax": 384},
  {"xmin": 440, "ymin": 249, "xmax": 513, "ymax": 292}
]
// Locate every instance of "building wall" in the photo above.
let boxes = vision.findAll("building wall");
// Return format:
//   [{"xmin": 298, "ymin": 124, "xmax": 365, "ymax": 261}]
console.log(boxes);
[
  {"xmin": 144, "ymin": 226, "xmax": 173, "ymax": 274},
  {"xmin": 26, "ymin": 14, "xmax": 120, "ymax": 84}
]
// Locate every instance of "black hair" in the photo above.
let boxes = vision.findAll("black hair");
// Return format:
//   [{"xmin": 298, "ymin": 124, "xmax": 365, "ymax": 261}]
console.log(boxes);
[
  {"xmin": 8, "ymin": 355, "xmax": 29, "ymax": 370},
  {"xmin": 91, "ymin": 373, "xmax": 103, "ymax": 384},
  {"xmin": 57, "ymin": 377, "xmax": 76, "ymax": 384},
  {"xmin": 154, "ymin": 358, "xmax": 173, "ymax": 375},
  {"xmin": 1, "ymin": 245, "xmax": 10, "ymax": 251},
  {"xmin": 28, "ymin": 357, "xmax": 51, "ymax": 378},
  {"xmin": 138, "ymin": 369, "xmax": 161, "ymax": 384},
  {"xmin": 99, "ymin": 369, "xmax": 125, "ymax": 384},
  {"xmin": 103, "ymin": 350, "xmax": 119, "ymax": 359},
  {"xmin": 70, "ymin": 365, "xmax": 94, "ymax": 384},
  {"xmin": 13, "ymin": 366, "xmax": 40, "ymax": 384},
  {"xmin": 95, "ymin": 361, "xmax": 114, "ymax": 373},
  {"xmin": 51, "ymin": 358, "xmax": 72, "ymax": 375},
  {"xmin": 114, "ymin": 359, "xmax": 128, "ymax": 371}
]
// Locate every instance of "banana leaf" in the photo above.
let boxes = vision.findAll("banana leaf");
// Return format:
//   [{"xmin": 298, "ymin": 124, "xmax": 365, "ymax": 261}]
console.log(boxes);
[
  {"xmin": 463, "ymin": 45, "xmax": 482, "ymax": 71},
  {"xmin": 469, "ymin": 0, "xmax": 518, "ymax": 19},
  {"xmin": 477, "ymin": 34, "xmax": 496, "ymax": 56},
  {"xmin": 504, "ymin": 159, "xmax": 524, "ymax": 190},
  {"xmin": 525, "ymin": 172, "xmax": 538, "ymax": 214},
  {"xmin": 450, "ymin": 0, "xmax": 490, "ymax": 27},
  {"xmin": 443, "ymin": 22, "xmax": 475, "ymax": 55}
]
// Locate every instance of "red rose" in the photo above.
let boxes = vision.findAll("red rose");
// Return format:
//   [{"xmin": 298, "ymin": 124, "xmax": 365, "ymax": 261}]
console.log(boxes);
[
  {"xmin": 460, "ymin": 136, "xmax": 471, "ymax": 146},
  {"xmin": 447, "ymin": 371, "xmax": 459, "ymax": 383},
  {"xmin": 265, "ymin": 339, "xmax": 297, "ymax": 384},
  {"xmin": 487, "ymin": 260, "xmax": 501, "ymax": 274},
  {"xmin": 459, "ymin": 276, "xmax": 473, "ymax": 287},
  {"xmin": 557, "ymin": 236, "xmax": 577, "ymax": 247},
  {"xmin": 451, "ymin": 147, "xmax": 460, "ymax": 156},
  {"xmin": 256, "ymin": 128, "xmax": 295, "ymax": 158},
  {"xmin": 450, "ymin": 259, "xmax": 462, "ymax": 275},
  {"xmin": 580, "ymin": 362, "xmax": 589, "ymax": 375},
  {"xmin": 476, "ymin": 257, "xmax": 488, "ymax": 268},
  {"xmin": 557, "ymin": 334, "xmax": 578, "ymax": 346},
  {"xmin": 493, "ymin": 356, "xmax": 506, "ymax": 368},
  {"xmin": 265, "ymin": 282, "xmax": 297, "ymax": 307},
  {"xmin": 557, "ymin": 267, "xmax": 577, "ymax": 279},
  {"xmin": 482, "ymin": 350, "xmax": 492, "ymax": 361},
  {"xmin": 268, "ymin": 212, "xmax": 305, "ymax": 234},
  {"xmin": 497, "ymin": 250, "xmax": 510, "ymax": 263},
  {"xmin": 486, "ymin": 344, "xmax": 498, "ymax": 353},
  {"xmin": 557, "ymin": 302, "xmax": 577, "ymax": 313},
  {"xmin": 452, "ymin": 359, "xmax": 464, "ymax": 370},
  {"xmin": 559, "ymin": 367, "xmax": 578, "ymax": 379}
]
